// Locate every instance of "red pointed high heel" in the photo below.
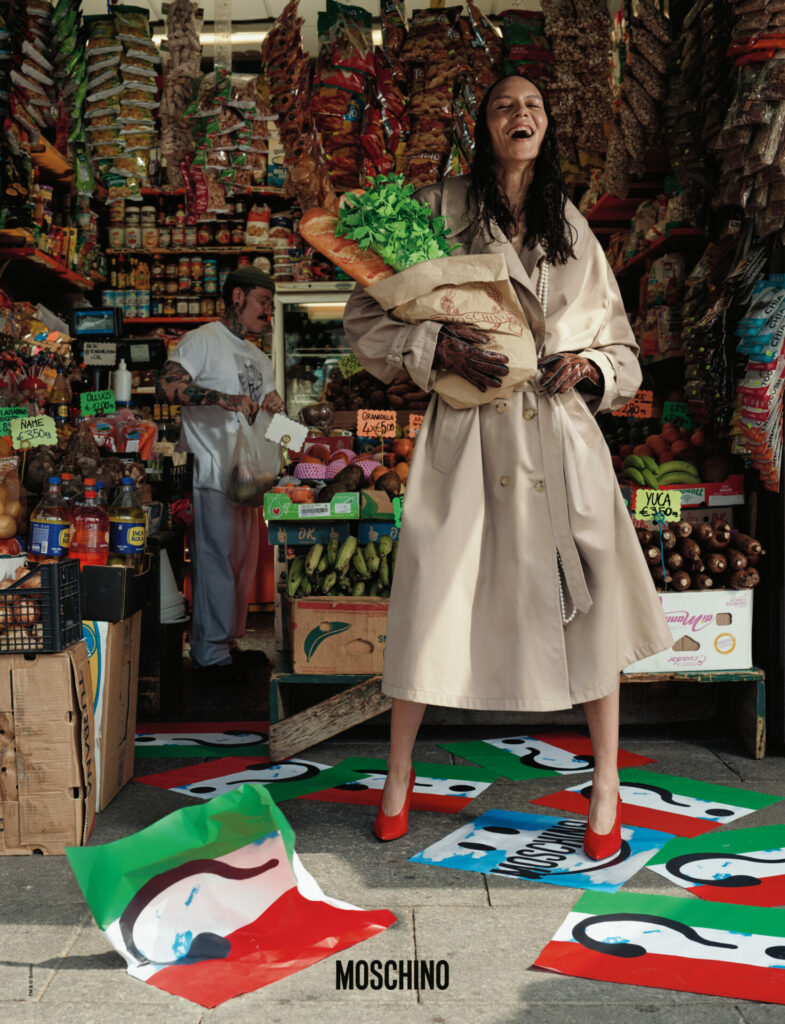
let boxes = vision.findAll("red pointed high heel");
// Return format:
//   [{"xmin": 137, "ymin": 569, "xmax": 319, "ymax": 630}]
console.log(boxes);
[
  {"xmin": 583, "ymin": 793, "xmax": 622, "ymax": 861},
  {"xmin": 373, "ymin": 769, "xmax": 416, "ymax": 842}
]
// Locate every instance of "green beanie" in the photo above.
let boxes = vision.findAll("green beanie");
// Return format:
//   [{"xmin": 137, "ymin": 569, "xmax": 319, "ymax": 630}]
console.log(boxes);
[{"xmin": 224, "ymin": 266, "xmax": 275, "ymax": 294}]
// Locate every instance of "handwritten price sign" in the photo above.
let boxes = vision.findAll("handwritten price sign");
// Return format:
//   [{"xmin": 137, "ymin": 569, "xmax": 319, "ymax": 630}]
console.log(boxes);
[
  {"xmin": 409, "ymin": 413, "xmax": 424, "ymax": 437},
  {"xmin": 339, "ymin": 353, "xmax": 364, "ymax": 379},
  {"xmin": 357, "ymin": 409, "xmax": 397, "ymax": 438},
  {"xmin": 611, "ymin": 389, "xmax": 654, "ymax": 419},
  {"xmin": 10, "ymin": 414, "xmax": 58, "ymax": 450},
  {"xmin": 634, "ymin": 487, "xmax": 682, "ymax": 523},
  {"xmin": 0, "ymin": 407, "xmax": 28, "ymax": 437},
  {"xmin": 80, "ymin": 389, "xmax": 116, "ymax": 417},
  {"xmin": 662, "ymin": 401, "xmax": 694, "ymax": 430}
]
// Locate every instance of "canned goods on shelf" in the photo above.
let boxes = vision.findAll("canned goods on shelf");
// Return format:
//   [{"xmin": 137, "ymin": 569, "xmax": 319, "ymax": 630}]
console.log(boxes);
[
  {"xmin": 125, "ymin": 226, "xmax": 141, "ymax": 249},
  {"xmin": 165, "ymin": 278, "xmax": 179, "ymax": 295},
  {"xmin": 158, "ymin": 227, "xmax": 171, "ymax": 249},
  {"xmin": 163, "ymin": 298, "xmax": 176, "ymax": 317},
  {"xmin": 141, "ymin": 205, "xmax": 156, "ymax": 226},
  {"xmin": 102, "ymin": 290, "xmax": 117, "ymax": 307},
  {"xmin": 184, "ymin": 226, "xmax": 197, "ymax": 247},
  {"xmin": 197, "ymin": 224, "xmax": 213, "ymax": 246},
  {"xmin": 142, "ymin": 227, "xmax": 159, "ymax": 249},
  {"xmin": 151, "ymin": 297, "xmax": 162, "ymax": 316},
  {"xmin": 200, "ymin": 297, "xmax": 215, "ymax": 317},
  {"xmin": 172, "ymin": 226, "xmax": 185, "ymax": 248},
  {"xmin": 175, "ymin": 297, "xmax": 189, "ymax": 316},
  {"xmin": 188, "ymin": 297, "xmax": 201, "ymax": 315},
  {"xmin": 108, "ymin": 226, "xmax": 125, "ymax": 249}
]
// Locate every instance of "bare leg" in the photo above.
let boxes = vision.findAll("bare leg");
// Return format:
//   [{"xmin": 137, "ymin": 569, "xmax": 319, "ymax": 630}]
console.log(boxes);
[
  {"xmin": 583, "ymin": 688, "xmax": 620, "ymax": 834},
  {"xmin": 380, "ymin": 698, "xmax": 427, "ymax": 815}
]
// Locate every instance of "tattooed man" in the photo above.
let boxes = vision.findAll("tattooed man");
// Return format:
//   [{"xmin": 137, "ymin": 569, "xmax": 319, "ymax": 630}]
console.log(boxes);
[{"xmin": 159, "ymin": 267, "xmax": 281, "ymax": 681}]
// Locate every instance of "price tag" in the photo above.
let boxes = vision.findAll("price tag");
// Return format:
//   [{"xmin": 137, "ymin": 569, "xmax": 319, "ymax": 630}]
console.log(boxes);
[
  {"xmin": 357, "ymin": 409, "xmax": 397, "ymax": 438},
  {"xmin": 10, "ymin": 414, "xmax": 57, "ymax": 449},
  {"xmin": 634, "ymin": 487, "xmax": 682, "ymax": 523},
  {"xmin": 611, "ymin": 389, "xmax": 654, "ymax": 419},
  {"xmin": 409, "ymin": 413, "xmax": 424, "ymax": 437},
  {"xmin": 339, "ymin": 353, "xmax": 364, "ymax": 379},
  {"xmin": 392, "ymin": 495, "xmax": 404, "ymax": 529},
  {"xmin": 265, "ymin": 413, "xmax": 308, "ymax": 452},
  {"xmin": 80, "ymin": 389, "xmax": 116, "ymax": 417},
  {"xmin": 83, "ymin": 341, "xmax": 117, "ymax": 366},
  {"xmin": 0, "ymin": 407, "xmax": 28, "ymax": 437},
  {"xmin": 662, "ymin": 401, "xmax": 694, "ymax": 429}
]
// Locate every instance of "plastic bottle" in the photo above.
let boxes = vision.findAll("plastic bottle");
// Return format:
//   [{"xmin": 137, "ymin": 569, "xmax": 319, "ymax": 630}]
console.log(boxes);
[
  {"xmin": 71, "ymin": 477, "xmax": 96, "ymax": 509},
  {"xmin": 48, "ymin": 369, "xmax": 71, "ymax": 426},
  {"xmin": 60, "ymin": 472, "xmax": 78, "ymax": 510},
  {"xmin": 69, "ymin": 491, "xmax": 109, "ymax": 568},
  {"xmin": 109, "ymin": 476, "xmax": 146, "ymax": 572},
  {"xmin": 94, "ymin": 481, "xmax": 107, "ymax": 506},
  {"xmin": 112, "ymin": 358, "xmax": 132, "ymax": 408},
  {"xmin": 29, "ymin": 477, "xmax": 70, "ymax": 561}
]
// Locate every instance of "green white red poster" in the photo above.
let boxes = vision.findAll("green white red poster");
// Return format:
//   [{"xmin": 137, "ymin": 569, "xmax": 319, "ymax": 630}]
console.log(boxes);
[
  {"xmin": 135, "ymin": 721, "xmax": 269, "ymax": 758},
  {"xmin": 298, "ymin": 758, "xmax": 499, "ymax": 812},
  {"xmin": 531, "ymin": 768, "xmax": 782, "ymax": 836},
  {"xmin": 66, "ymin": 784, "xmax": 395, "ymax": 1007},
  {"xmin": 647, "ymin": 824, "xmax": 785, "ymax": 906},
  {"xmin": 535, "ymin": 889, "xmax": 785, "ymax": 1004},
  {"xmin": 134, "ymin": 757, "xmax": 359, "ymax": 802},
  {"xmin": 439, "ymin": 732, "xmax": 654, "ymax": 780}
]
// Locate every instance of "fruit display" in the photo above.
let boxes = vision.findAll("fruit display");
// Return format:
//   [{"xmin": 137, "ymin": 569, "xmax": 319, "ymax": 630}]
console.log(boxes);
[
  {"xmin": 637, "ymin": 518, "xmax": 764, "ymax": 592},
  {"xmin": 286, "ymin": 535, "xmax": 398, "ymax": 598},
  {"xmin": 322, "ymin": 368, "xmax": 430, "ymax": 412},
  {"xmin": 284, "ymin": 436, "xmax": 415, "ymax": 502},
  {"xmin": 606, "ymin": 417, "xmax": 739, "ymax": 489},
  {"xmin": 620, "ymin": 453, "xmax": 701, "ymax": 489}
]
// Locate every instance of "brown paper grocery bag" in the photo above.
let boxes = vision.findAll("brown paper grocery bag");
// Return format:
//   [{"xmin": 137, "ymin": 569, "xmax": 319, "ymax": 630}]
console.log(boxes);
[{"xmin": 367, "ymin": 253, "xmax": 537, "ymax": 409}]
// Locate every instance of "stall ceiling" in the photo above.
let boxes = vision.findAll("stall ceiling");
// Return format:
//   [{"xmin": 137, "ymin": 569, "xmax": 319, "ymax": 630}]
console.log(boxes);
[{"xmin": 83, "ymin": 1, "xmax": 622, "ymax": 57}]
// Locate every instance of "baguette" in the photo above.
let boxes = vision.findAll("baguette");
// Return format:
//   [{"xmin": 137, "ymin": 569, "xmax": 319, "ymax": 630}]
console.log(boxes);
[{"xmin": 300, "ymin": 208, "xmax": 395, "ymax": 288}]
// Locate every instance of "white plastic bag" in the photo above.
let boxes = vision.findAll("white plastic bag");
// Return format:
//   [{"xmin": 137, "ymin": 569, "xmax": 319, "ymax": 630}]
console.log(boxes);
[{"xmin": 225, "ymin": 411, "xmax": 280, "ymax": 506}]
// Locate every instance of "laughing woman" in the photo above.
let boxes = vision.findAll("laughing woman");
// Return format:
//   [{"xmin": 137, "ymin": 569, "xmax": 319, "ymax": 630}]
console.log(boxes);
[{"xmin": 342, "ymin": 75, "xmax": 672, "ymax": 858}]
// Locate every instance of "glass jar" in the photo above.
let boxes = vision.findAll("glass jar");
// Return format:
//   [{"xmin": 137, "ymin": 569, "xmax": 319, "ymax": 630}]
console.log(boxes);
[
  {"xmin": 188, "ymin": 296, "xmax": 201, "ymax": 316},
  {"xmin": 142, "ymin": 226, "xmax": 159, "ymax": 250},
  {"xmin": 158, "ymin": 227, "xmax": 171, "ymax": 249},
  {"xmin": 184, "ymin": 225, "xmax": 197, "ymax": 247},
  {"xmin": 197, "ymin": 223, "xmax": 213, "ymax": 246},
  {"xmin": 141, "ymin": 205, "xmax": 156, "ymax": 226},
  {"xmin": 108, "ymin": 226, "xmax": 125, "ymax": 249},
  {"xmin": 163, "ymin": 297, "xmax": 176, "ymax": 316},
  {"xmin": 171, "ymin": 225, "xmax": 185, "ymax": 248},
  {"xmin": 175, "ymin": 296, "xmax": 189, "ymax": 316},
  {"xmin": 165, "ymin": 278, "xmax": 178, "ymax": 295},
  {"xmin": 165, "ymin": 259, "xmax": 177, "ymax": 279},
  {"xmin": 200, "ymin": 297, "xmax": 215, "ymax": 317},
  {"xmin": 215, "ymin": 223, "xmax": 231, "ymax": 247},
  {"xmin": 125, "ymin": 207, "xmax": 141, "ymax": 227},
  {"xmin": 125, "ymin": 225, "xmax": 141, "ymax": 249},
  {"xmin": 231, "ymin": 222, "xmax": 245, "ymax": 246}
]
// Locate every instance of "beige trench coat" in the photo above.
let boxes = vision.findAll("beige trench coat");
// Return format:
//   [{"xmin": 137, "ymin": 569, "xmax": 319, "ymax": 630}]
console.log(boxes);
[{"xmin": 342, "ymin": 176, "xmax": 672, "ymax": 711}]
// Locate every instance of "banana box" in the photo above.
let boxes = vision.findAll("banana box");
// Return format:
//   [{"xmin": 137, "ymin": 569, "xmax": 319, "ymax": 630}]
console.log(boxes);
[
  {"xmin": 623, "ymin": 590, "xmax": 753, "ymax": 673},
  {"xmin": 286, "ymin": 596, "xmax": 388, "ymax": 674}
]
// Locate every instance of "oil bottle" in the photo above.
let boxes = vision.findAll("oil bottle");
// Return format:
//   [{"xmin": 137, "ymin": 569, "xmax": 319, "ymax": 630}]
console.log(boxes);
[
  {"xmin": 29, "ymin": 476, "xmax": 70, "ymax": 561},
  {"xmin": 47, "ymin": 368, "xmax": 71, "ymax": 427},
  {"xmin": 69, "ymin": 491, "xmax": 109, "ymax": 568},
  {"xmin": 108, "ymin": 476, "xmax": 146, "ymax": 572}
]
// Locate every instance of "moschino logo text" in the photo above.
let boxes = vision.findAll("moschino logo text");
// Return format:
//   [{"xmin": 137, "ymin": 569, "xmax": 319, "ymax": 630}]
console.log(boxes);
[{"xmin": 336, "ymin": 959, "xmax": 450, "ymax": 990}]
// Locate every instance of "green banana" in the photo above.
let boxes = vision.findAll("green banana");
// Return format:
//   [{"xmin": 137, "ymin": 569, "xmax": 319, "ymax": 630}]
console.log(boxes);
[
  {"xmin": 623, "ymin": 454, "xmax": 646, "ymax": 470},
  {"xmin": 657, "ymin": 460, "xmax": 700, "ymax": 479},
  {"xmin": 368, "ymin": 580, "xmax": 380, "ymax": 596},
  {"xmin": 326, "ymin": 537, "xmax": 339, "ymax": 567},
  {"xmin": 378, "ymin": 535, "xmax": 393, "ymax": 556},
  {"xmin": 305, "ymin": 543, "xmax": 324, "ymax": 576},
  {"xmin": 640, "ymin": 456, "xmax": 660, "ymax": 475},
  {"xmin": 379, "ymin": 554, "xmax": 390, "ymax": 588},
  {"xmin": 334, "ymin": 536, "xmax": 357, "ymax": 573},
  {"xmin": 643, "ymin": 469, "xmax": 660, "ymax": 490},
  {"xmin": 391, "ymin": 539, "xmax": 398, "ymax": 577},
  {"xmin": 352, "ymin": 549, "xmax": 369, "ymax": 578},
  {"xmin": 352, "ymin": 581, "xmax": 366, "ymax": 596},
  {"xmin": 317, "ymin": 554, "xmax": 328, "ymax": 573},
  {"xmin": 364, "ymin": 542, "xmax": 380, "ymax": 574},
  {"xmin": 287, "ymin": 555, "xmax": 306, "ymax": 597},
  {"xmin": 322, "ymin": 570, "xmax": 337, "ymax": 594},
  {"xmin": 302, "ymin": 578, "xmax": 312, "ymax": 596},
  {"xmin": 625, "ymin": 466, "xmax": 646, "ymax": 486},
  {"xmin": 658, "ymin": 472, "xmax": 703, "ymax": 486}
]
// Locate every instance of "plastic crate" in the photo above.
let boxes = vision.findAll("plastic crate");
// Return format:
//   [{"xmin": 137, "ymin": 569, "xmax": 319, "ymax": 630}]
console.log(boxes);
[
  {"xmin": 148, "ymin": 454, "xmax": 193, "ymax": 501},
  {"xmin": 0, "ymin": 559, "xmax": 82, "ymax": 654}
]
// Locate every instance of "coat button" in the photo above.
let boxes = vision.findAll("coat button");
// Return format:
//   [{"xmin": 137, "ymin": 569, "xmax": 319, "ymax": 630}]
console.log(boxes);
[
  {"xmin": 523, "ymin": 409, "xmax": 536, "ymax": 421},
  {"xmin": 533, "ymin": 480, "xmax": 545, "ymax": 492},
  {"xmin": 500, "ymin": 476, "xmax": 510, "ymax": 487},
  {"xmin": 495, "ymin": 399, "xmax": 508, "ymax": 413}
]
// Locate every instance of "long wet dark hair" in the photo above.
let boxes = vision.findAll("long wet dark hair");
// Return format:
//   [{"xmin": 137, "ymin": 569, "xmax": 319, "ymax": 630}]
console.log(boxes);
[{"xmin": 468, "ymin": 75, "xmax": 576, "ymax": 265}]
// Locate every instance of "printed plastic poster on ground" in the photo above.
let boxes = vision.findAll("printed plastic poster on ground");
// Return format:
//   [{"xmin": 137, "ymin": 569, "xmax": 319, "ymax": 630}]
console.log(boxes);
[
  {"xmin": 531, "ymin": 768, "xmax": 783, "ymax": 837},
  {"xmin": 439, "ymin": 731, "xmax": 655, "ymax": 780},
  {"xmin": 410, "ymin": 808, "xmax": 673, "ymax": 892},
  {"xmin": 534, "ymin": 889, "xmax": 785, "ymax": 1005},
  {"xmin": 647, "ymin": 824, "xmax": 785, "ymax": 906},
  {"xmin": 134, "ymin": 757, "xmax": 359, "ymax": 803},
  {"xmin": 67, "ymin": 784, "xmax": 395, "ymax": 1008},
  {"xmin": 134, "ymin": 721, "xmax": 269, "ymax": 759},
  {"xmin": 298, "ymin": 758, "xmax": 499, "ymax": 812}
]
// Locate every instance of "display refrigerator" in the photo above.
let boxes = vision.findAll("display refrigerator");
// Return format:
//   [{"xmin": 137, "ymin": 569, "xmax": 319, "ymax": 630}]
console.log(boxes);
[{"xmin": 271, "ymin": 280, "xmax": 356, "ymax": 421}]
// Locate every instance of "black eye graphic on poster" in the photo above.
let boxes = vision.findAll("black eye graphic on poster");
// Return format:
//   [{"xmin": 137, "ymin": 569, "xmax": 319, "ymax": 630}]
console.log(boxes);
[
  {"xmin": 571, "ymin": 913, "xmax": 738, "ymax": 959},
  {"xmin": 666, "ymin": 852, "xmax": 785, "ymax": 888},
  {"xmin": 187, "ymin": 761, "xmax": 321, "ymax": 795},
  {"xmin": 503, "ymin": 739, "xmax": 594, "ymax": 773},
  {"xmin": 136, "ymin": 730, "xmax": 268, "ymax": 748},
  {"xmin": 119, "ymin": 857, "xmax": 279, "ymax": 966}
]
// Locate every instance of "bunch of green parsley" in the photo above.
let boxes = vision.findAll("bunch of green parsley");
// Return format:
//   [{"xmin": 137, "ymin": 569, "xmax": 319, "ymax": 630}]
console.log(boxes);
[{"xmin": 335, "ymin": 173, "xmax": 456, "ymax": 273}]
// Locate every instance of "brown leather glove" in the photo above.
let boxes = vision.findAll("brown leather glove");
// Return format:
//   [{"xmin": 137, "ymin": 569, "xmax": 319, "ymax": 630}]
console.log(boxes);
[
  {"xmin": 538, "ymin": 353, "xmax": 602, "ymax": 395},
  {"xmin": 434, "ymin": 322, "xmax": 510, "ymax": 392}
]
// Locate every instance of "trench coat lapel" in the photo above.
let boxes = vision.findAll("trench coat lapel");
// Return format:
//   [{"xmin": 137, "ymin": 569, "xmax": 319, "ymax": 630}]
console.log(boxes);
[{"xmin": 438, "ymin": 176, "xmax": 545, "ymax": 309}]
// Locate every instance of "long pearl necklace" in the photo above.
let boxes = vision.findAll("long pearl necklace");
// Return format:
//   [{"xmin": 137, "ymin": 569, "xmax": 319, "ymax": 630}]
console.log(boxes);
[{"xmin": 538, "ymin": 259, "xmax": 574, "ymax": 626}]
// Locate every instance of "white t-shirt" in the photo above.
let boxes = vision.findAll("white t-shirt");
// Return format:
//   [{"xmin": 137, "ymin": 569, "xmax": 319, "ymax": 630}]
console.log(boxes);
[{"xmin": 172, "ymin": 321, "xmax": 275, "ymax": 490}]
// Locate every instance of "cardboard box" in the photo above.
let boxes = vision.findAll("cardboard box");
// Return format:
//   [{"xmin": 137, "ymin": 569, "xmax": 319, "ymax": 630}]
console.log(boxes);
[
  {"xmin": 360, "ymin": 488, "xmax": 397, "ymax": 520},
  {"xmin": 623, "ymin": 590, "xmax": 754, "ymax": 674},
  {"xmin": 80, "ymin": 564, "xmax": 153, "ymax": 622},
  {"xmin": 264, "ymin": 491, "xmax": 360, "ymax": 521},
  {"xmin": 81, "ymin": 612, "xmax": 141, "ymax": 811},
  {"xmin": 287, "ymin": 596, "xmax": 388, "ymax": 674},
  {"xmin": 0, "ymin": 641, "xmax": 95, "ymax": 855}
]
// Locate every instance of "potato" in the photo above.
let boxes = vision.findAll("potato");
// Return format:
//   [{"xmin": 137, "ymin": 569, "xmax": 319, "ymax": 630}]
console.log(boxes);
[
  {"xmin": 6, "ymin": 500, "xmax": 22, "ymax": 521},
  {"xmin": 14, "ymin": 596, "xmax": 40, "ymax": 626},
  {"xmin": 0, "ymin": 515, "xmax": 16, "ymax": 539}
]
